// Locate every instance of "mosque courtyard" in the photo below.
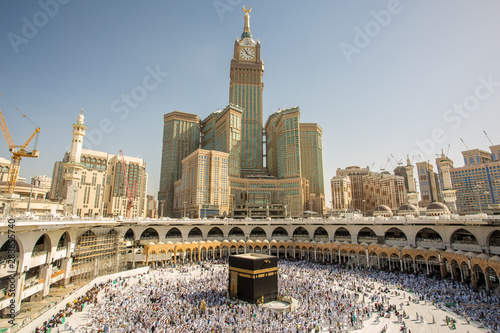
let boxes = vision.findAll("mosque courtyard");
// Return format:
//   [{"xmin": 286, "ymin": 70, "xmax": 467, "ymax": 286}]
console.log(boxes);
[{"xmin": 31, "ymin": 261, "xmax": 496, "ymax": 333}]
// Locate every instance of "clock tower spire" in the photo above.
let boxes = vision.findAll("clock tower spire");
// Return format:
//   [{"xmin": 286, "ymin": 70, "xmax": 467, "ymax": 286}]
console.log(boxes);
[
  {"xmin": 241, "ymin": 5, "xmax": 252, "ymax": 39},
  {"xmin": 229, "ymin": 6, "xmax": 265, "ymax": 173}
]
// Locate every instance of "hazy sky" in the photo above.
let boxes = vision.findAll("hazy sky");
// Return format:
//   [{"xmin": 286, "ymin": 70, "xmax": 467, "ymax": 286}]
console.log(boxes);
[{"xmin": 1, "ymin": 0, "xmax": 499, "ymax": 205}]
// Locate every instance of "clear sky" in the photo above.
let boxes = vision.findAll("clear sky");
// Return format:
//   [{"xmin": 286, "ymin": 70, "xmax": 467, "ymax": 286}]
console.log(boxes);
[{"xmin": 1, "ymin": 0, "xmax": 500, "ymax": 206}]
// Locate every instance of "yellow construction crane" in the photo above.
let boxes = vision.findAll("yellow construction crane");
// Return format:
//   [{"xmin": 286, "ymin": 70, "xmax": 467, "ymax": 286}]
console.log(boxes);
[{"xmin": 0, "ymin": 93, "xmax": 40, "ymax": 194}]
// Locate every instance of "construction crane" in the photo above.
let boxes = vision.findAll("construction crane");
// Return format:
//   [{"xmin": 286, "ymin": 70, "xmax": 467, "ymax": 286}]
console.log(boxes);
[
  {"xmin": 387, "ymin": 157, "xmax": 395, "ymax": 170},
  {"xmin": 0, "ymin": 93, "xmax": 40, "ymax": 193},
  {"xmin": 483, "ymin": 130, "xmax": 494, "ymax": 146},
  {"xmin": 390, "ymin": 154, "xmax": 403, "ymax": 166},
  {"xmin": 460, "ymin": 138, "xmax": 469, "ymax": 150},
  {"xmin": 379, "ymin": 157, "xmax": 390, "ymax": 172},
  {"xmin": 119, "ymin": 150, "xmax": 137, "ymax": 218}
]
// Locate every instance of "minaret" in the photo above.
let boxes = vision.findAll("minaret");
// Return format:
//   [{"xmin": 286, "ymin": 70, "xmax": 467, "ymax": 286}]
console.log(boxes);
[
  {"xmin": 62, "ymin": 109, "xmax": 87, "ymax": 215},
  {"xmin": 436, "ymin": 151, "xmax": 457, "ymax": 213},
  {"xmin": 69, "ymin": 109, "xmax": 86, "ymax": 163},
  {"xmin": 405, "ymin": 156, "xmax": 419, "ymax": 206}
]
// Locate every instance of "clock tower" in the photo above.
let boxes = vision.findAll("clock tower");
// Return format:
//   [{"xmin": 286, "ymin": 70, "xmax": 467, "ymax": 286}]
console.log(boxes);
[{"xmin": 229, "ymin": 6, "xmax": 265, "ymax": 173}]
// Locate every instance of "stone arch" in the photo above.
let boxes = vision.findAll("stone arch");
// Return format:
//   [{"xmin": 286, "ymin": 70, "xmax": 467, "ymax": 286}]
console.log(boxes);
[
  {"xmin": 357, "ymin": 227, "xmax": 377, "ymax": 243},
  {"xmin": 166, "ymin": 227, "xmax": 182, "ymax": 240},
  {"xmin": 124, "ymin": 228, "xmax": 135, "ymax": 241},
  {"xmin": 188, "ymin": 227, "xmax": 202, "ymax": 239},
  {"xmin": 271, "ymin": 227, "xmax": 289, "ymax": 240},
  {"xmin": 427, "ymin": 255, "xmax": 441, "ymax": 276},
  {"xmin": 293, "ymin": 227, "xmax": 310, "ymax": 242},
  {"xmin": 250, "ymin": 227, "xmax": 267, "ymax": 240},
  {"xmin": 384, "ymin": 227, "xmax": 407, "ymax": 241},
  {"xmin": 487, "ymin": 230, "xmax": 500, "ymax": 247},
  {"xmin": 33, "ymin": 233, "xmax": 51, "ymax": 254},
  {"xmin": 450, "ymin": 228, "xmax": 479, "ymax": 245},
  {"xmin": 1, "ymin": 238, "xmax": 21, "ymax": 271},
  {"xmin": 415, "ymin": 227, "xmax": 443, "ymax": 243},
  {"xmin": 313, "ymin": 227, "xmax": 329, "ymax": 242},
  {"xmin": 472, "ymin": 264, "xmax": 486, "ymax": 289},
  {"xmin": 56, "ymin": 232, "xmax": 70, "ymax": 250},
  {"xmin": 334, "ymin": 227, "xmax": 351, "ymax": 242},
  {"xmin": 207, "ymin": 227, "xmax": 223, "ymax": 239},
  {"xmin": 229, "ymin": 227, "xmax": 245, "ymax": 239},
  {"xmin": 141, "ymin": 228, "xmax": 159, "ymax": 241},
  {"xmin": 485, "ymin": 266, "xmax": 499, "ymax": 291}
]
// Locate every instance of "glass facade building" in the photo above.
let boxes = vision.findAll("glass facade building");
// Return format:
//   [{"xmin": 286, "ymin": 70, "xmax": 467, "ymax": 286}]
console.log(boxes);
[{"xmin": 158, "ymin": 112, "xmax": 201, "ymax": 217}]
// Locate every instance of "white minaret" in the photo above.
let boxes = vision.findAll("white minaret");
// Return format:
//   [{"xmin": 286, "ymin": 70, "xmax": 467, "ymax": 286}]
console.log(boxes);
[
  {"xmin": 68, "ymin": 109, "xmax": 86, "ymax": 163},
  {"xmin": 62, "ymin": 109, "xmax": 87, "ymax": 215},
  {"xmin": 436, "ymin": 151, "xmax": 457, "ymax": 213},
  {"xmin": 405, "ymin": 156, "xmax": 419, "ymax": 207}
]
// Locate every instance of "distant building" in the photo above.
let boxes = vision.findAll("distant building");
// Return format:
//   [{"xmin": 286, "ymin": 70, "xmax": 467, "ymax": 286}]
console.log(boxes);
[
  {"xmin": 450, "ymin": 145, "xmax": 500, "ymax": 213},
  {"xmin": 31, "ymin": 175, "xmax": 52, "ymax": 199},
  {"xmin": 436, "ymin": 152, "xmax": 457, "ymax": 212},
  {"xmin": 158, "ymin": 112, "xmax": 201, "ymax": 217},
  {"xmin": 330, "ymin": 175, "xmax": 352, "ymax": 212},
  {"xmin": 300, "ymin": 123, "xmax": 325, "ymax": 214},
  {"xmin": 158, "ymin": 9, "xmax": 325, "ymax": 218},
  {"xmin": 336, "ymin": 166, "xmax": 370, "ymax": 212},
  {"xmin": 0, "ymin": 157, "xmax": 10, "ymax": 182},
  {"xmin": 403, "ymin": 158, "xmax": 420, "ymax": 207},
  {"xmin": 416, "ymin": 161, "xmax": 442, "ymax": 207},
  {"xmin": 50, "ymin": 111, "xmax": 147, "ymax": 217},
  {"xmin": 173, "ymin": 149, "xmax": 230, "ymax": 218},
  {"xmin": 333, "ymin": 166, "xmax": 407, "ymax": 216},
  {"xmin": 49, "ymin": 161, "xmax": 64, "ymax": 200},
  {"xmin": 146, "ymin": 195, "xmax": 157, "ymax": 218},
  {"xmin": 362, "ymin": 172, "xmax": 407, "ymax": 215},
  {"xmin": 0, "ymin": 157, "xmax": 62, "ymax": 216}
]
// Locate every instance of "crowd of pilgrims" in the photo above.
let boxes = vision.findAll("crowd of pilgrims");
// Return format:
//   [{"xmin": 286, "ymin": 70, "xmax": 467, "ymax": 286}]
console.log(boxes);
[
  {"xmin": 35, "ymin": 259, "xmax": 500, "ymax": 333},
  {"xmin": 34, "ymin": 284, "xmax": 101, "ymax": 333}
]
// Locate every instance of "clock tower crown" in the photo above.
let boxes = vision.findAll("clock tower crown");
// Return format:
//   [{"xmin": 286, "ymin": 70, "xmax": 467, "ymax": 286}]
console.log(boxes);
[{"xmin": 241, "ymin": 5, "xmax": 252, "ymax": 39}]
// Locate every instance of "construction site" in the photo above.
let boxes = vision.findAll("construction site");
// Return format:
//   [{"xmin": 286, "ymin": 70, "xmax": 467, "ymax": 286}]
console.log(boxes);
[{"xmin": 70, "ymin": 227, "xmax": 127, "ymax": 284}]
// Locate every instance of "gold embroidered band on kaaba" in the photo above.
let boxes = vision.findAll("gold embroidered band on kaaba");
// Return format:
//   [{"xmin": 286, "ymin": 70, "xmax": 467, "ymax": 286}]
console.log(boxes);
[{"xmin": 228, "ymin": 267, "xmax": 278, "ymax": 275}]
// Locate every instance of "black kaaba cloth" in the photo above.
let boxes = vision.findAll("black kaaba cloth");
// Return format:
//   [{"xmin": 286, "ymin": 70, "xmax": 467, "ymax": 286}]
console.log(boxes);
[{"xmin": 228, "ymin": 253, "xmax": 278, "ymax": 304}]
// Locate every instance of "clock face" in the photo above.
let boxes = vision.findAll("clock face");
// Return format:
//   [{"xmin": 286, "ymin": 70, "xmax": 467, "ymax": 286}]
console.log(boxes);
[{"xmin": 240, "ymin": 47, "xmax": 255, "ymax": 60}]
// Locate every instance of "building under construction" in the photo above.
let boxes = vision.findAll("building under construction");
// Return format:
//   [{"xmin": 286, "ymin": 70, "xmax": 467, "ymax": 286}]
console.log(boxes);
[
  {"xmin": 70, "ymin": 227, "xmax": 127, "ymax": 283},
  {"xmin": 49, "ymin": 111, "xmax": 148, "ymax": 218}
]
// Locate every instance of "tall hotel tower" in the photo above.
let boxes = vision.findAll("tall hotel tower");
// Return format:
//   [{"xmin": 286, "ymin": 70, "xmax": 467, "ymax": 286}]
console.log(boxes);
[
  {"xmin": 229, "ymin": 8, "xmax": 264, "ymax": 173},
  {"xmin": 158, "ymin": 7, "xmax": 325, "ymax": 218}
]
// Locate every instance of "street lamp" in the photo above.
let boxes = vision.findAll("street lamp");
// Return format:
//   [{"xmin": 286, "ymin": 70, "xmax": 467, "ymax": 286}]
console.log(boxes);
[
  {"xmin": 183, "ymin": 201, "xmax": 187, "ymax": 219},
  {"xmin": 362, "ymin": 199, "xmax": 366, "ymax": 217}
]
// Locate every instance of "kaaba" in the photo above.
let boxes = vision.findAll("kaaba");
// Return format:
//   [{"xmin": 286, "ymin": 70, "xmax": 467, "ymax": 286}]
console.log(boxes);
[{"xmin": 228, "ymin": 253, "xmax": 278, "ymax": 304}]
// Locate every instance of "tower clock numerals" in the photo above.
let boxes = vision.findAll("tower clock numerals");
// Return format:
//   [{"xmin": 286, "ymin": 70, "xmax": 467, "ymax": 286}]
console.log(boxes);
[{"xmin": 240, "ymin": 47, "xmax": 255, "ymax": 60}]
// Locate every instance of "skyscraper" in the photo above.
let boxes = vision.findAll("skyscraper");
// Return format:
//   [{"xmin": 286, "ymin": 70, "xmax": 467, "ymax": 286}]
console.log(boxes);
[
  {"xmin": 229, "ymin": 6, "xmax": 264, "ymax": 173},
  {"xmin": 158, "ymin": 112, "xmax": 200, "ymax": 217},
  {"xmin": 158, "ymin": 7, "xmax": 325, "ymax": 218}
]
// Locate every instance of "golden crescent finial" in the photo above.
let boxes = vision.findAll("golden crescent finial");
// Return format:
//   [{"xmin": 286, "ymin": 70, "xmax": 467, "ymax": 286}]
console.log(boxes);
[
  {"xmin": 243, "ymin": 5, "xmax": 251, "ymax": 14},
  {"xmin": 80, "ymin": 108, "xmax": 84, "ymax": 114}
]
